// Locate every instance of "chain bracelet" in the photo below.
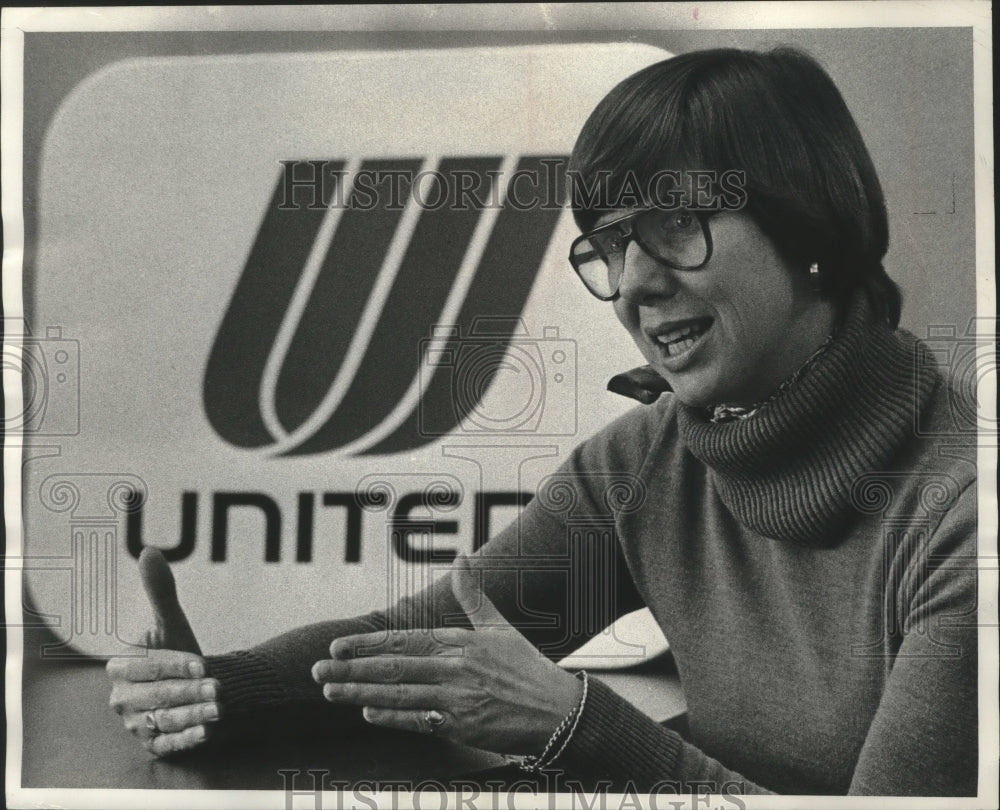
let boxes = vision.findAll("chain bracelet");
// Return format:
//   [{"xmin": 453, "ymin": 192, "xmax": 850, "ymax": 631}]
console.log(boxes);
[
  {"xmin": 507, "ymin": 671, "xmax": 588, "ymax": 773},
  {"xmin": 536, "ymin": 670, "xmax": 588, "ymax": 770}
]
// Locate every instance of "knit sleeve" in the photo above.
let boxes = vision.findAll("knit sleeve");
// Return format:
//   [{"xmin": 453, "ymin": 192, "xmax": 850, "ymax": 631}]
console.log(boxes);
[
  {"xmin": 847, "ymin": 481, "xmax": 978, "ymax": 795},
  {"xmin": 203, "ymin": 614, "xmax": 387, "ymax": 736},
  {"xmin": 557, "ymin": 482, "xmax": 979, "ymax": 797},
  {"xmin": 557, "ymin": 676, "xmax": 777, "ymax": 795}
]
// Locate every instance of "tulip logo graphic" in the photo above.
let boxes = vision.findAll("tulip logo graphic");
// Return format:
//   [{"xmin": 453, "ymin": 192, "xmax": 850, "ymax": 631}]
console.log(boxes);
[{"xmin": 204, "ymin": 155, "xmax": 569, "ymax": 456}]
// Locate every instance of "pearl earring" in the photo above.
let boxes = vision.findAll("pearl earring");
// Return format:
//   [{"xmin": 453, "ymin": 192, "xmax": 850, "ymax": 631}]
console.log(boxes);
[{"xmin": 808, "ymin": 262, "xmax": 822, "ymax": 293}]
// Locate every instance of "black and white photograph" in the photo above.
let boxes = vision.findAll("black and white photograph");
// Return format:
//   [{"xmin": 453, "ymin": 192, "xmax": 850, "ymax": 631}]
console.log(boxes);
[{"xmin": 3, "ymin": 4, "xmax": 996, "ymax": 808}]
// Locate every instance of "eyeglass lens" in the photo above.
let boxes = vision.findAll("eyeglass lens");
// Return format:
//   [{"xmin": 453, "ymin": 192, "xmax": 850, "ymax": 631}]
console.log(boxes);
[{"xmin": 571, "ymin": 210, "xmax": 708, "ymax": 299}]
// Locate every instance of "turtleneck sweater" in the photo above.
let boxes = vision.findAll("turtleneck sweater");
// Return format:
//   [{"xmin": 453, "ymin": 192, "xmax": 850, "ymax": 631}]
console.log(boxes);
[{"xmin": 205, "ymin": 292, "xmax": 977, "ymax": 795}]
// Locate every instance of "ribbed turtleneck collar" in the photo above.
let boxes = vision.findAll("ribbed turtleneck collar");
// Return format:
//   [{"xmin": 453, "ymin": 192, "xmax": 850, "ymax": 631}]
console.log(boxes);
[{"xmin": 611, "ymin": 292, "xmax": 942, "ymax": 546}]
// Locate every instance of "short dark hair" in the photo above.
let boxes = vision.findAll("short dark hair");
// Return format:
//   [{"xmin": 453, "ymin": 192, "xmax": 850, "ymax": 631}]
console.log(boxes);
[{"xmin": 568, "ymin": 47, "xmax": 901, "ymax": 327}]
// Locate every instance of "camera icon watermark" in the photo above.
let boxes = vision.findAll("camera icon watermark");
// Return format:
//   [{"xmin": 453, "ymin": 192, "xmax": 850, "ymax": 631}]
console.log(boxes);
[
  {"xmin": 418, "ymin": 318, "xmax": 577, "ymax": 438},
  {"xmin": 916, "ymin": 318, "xmax": 997, "ymax": 436},
  {"xmin": 2, "ymin": 318, "xmax": 80, "ymax": 437},
  {"xmin": 7, "ymin": 473, "xmax": 147, "ymax": 658}
]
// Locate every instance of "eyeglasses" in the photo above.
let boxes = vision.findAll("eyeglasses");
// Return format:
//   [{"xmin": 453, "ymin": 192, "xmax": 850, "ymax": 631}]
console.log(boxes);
[{"xmin": 568, "ymin": 208, "xmax": 715, "ymax": 301}]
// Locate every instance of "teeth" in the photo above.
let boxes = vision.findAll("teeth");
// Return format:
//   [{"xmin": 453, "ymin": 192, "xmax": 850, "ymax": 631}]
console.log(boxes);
[
  {"xmin": 655, "ymin": 322, "xmax": 706, "ymax": 346},
  {"xmin": 666, "ymin": 337, "xmax": 696, "ymax": 357}
]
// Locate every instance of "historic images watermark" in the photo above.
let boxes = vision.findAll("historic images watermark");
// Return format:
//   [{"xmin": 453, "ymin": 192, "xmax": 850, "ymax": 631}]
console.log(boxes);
[
  {"xmin": 279, "ymin": 770, "xmax": 750, "ymax": 810},
  {"xmin": 277, "ymin": 160, "xmax": 748, "ymax": 214},
  {"xmin": 2, "ymin": 317, "xmax": 80, "ymax": 439},
  {"xmin": 417, "ymin": 321, "xmax": 578, "ymax": 439},
  {"xmin": 916, "ymin": 318, "xmax": 998, "ymax": 437}
]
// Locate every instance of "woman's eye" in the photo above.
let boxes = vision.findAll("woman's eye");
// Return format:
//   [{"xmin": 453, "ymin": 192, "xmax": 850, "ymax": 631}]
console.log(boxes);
[
  {"xmin": 608, "ymin": 235, "xmax": 625, "ymax": 251},
  {"xmin": 655, "ymin": 212, "xmax": 693, "ymax": 236}
]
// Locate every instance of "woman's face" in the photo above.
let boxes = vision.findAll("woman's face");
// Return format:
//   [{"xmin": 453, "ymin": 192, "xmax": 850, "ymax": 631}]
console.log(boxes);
[{"xmin": 611, "ymin": 209, "xmax": 832, "ymax": 408}]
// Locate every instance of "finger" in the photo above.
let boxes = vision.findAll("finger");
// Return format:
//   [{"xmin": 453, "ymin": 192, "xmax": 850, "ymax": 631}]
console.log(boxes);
[
  {"xmin": 106, "ymin": 652, "xmax": 206, "ymax": 682},
  {"xmin": 139, "ymin": 548, "xmax": 201, "ymax": 654},
  {"xmin": 362, "ymin": 706, "xmax": 455, "ymax": 735},
  {"xmin": 123, "ymin": 710, "xmax": 160, "ymax": 741},
  {"xmin": 451, "ymin": 554, "xmax": 508, "ymax": 630},
  {"xmin": 312, "ymin": 655, "xmax": 456, "ymax": 685},
  {"xmin": 329, "ymin": 629, "xmax": 461, "ymax": 660},
  {"xmin": 144, "ymin": 725, "xmax": 208, "ymax": 757},
  {"xmin": 321, "ymin": 681, "xmax": 442, "ymax": 709},
  {"xmin": 151, "ymin": 701, "xmax": 221, "ymax": 733},
  {"xmin": 123, "ymin": 706, "xmax": 212, "ymax": 741},
  {"xmin": 111, "ymin": 677, "xmax": 219, "ymax": 713}
]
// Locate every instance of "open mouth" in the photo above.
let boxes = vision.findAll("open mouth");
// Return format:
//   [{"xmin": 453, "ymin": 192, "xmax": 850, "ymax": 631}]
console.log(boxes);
[{"xmin": 650, "ymin": 317, "xmax": 713, "ymax": 360}]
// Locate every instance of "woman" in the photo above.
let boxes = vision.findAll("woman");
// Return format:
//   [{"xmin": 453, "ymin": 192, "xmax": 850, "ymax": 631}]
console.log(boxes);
[{"xmin": 107, "ymin": 47, "xmax": 977, "ymax": 795}]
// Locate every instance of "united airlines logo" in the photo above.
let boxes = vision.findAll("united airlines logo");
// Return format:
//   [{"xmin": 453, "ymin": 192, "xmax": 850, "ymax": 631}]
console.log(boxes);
[{"xmin": 204, "ymin": 155, "xmax": 570, "ymax": 456}]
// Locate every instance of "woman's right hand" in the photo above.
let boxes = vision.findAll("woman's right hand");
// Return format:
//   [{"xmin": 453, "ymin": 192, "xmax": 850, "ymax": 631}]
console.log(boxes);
[{"xmin": 106, "ymin": 548, "xmax": 220, "ymax": 756}]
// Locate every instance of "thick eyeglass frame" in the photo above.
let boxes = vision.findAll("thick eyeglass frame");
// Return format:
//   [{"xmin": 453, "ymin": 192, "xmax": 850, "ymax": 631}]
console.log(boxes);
[{"xmin": 568, "ymin": 207, "xmax": 717, "ymax": 301}]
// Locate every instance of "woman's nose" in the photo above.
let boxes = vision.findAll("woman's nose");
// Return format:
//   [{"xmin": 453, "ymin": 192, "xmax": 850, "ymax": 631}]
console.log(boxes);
[{"xmin": 617, "ymin": 241, "xmax": 678, "ymax": 304}]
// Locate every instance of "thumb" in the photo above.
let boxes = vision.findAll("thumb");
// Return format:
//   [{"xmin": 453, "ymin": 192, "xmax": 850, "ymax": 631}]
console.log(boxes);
[
  {"xmin": 139, "ymin": 548, "xmax": 202, "ymax": 654},
  {"xmin": 451, "ymin": 554, "xmax": 509, "ymax": 631}
]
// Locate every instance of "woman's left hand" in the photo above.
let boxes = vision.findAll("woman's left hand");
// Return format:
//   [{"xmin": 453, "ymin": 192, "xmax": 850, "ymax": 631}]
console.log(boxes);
[{"xmin": 311, "ymin": 556, "xmax": 583, "ymax": 755}]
